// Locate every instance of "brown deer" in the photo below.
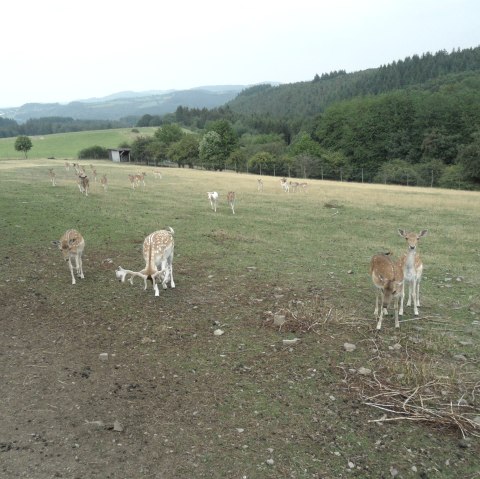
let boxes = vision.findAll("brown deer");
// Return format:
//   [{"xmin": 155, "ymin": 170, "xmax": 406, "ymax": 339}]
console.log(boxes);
[
  {"xmin": 48, "ymin": 168, "xmax": 56, "ymax": 186},
  {"xmin": 78, "ymin": 174, "xmax": 89, "ymax": 196},
  {"xmin": 370, "ymin": 252, "xmax": 404, "ymax": 330},
  {"xmin": 115, "ymin": 228, "xmax": 175, "ymax": 297},
  {"xmin": 227, "ymin": 191, "xmax": 236, "ymax": 214},
  {"xmin": 398, "ymin": 229, "xmax": 428, "ymax": 316},
  {"xmin": 52, "ymin": 229, "xmax": 85, "ymax": 285},
  {"xmin": 100, "ymin": 174, "xmax": 108, "ymax": 192}
]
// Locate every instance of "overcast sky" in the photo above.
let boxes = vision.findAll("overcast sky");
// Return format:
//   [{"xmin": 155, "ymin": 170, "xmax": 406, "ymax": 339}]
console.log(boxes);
[{"xmin": 2, "ymin": 0, "xmax": 479, "ymax": 107}]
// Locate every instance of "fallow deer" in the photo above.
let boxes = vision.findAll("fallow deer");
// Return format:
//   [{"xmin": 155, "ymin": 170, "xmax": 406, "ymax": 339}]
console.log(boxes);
[
  {"xmin": 227, "ymin": 191, "xmax": 236, "ymax": 214},
  {"xmin": 257, "ymin": 179, "xmax": 264, "ymax": 192},
  {"xmin": 128, "ymin": 174, "xmax": 137, "ymax": 189},
  {"xmin": 64, "ymin": 161, "xmax": 70, "ymax": 171},
  {"xmin": 280, "ymin": 178, "xmax": 289, "ymax": 193},
  {"xmin": 134, "ymin": 172, "xmax": 146, "ymax": 189},
  {"xmin": 207, "ymin": 191, "xmax": 219, "ymax": 212},
  {"xmin": 100, "ymin": 174, "xmax": 108, "ymax": 192},
  {"xmin": 115, "ymin": 228, "xmax": 175, "ymax": 297},
  {"xmin": 52, "ymin": 229, "xmax": 85, "ymax": 285},
  {"xmin": 289, "ymin": 181, "xmax": 300, "ymax": 193},
  {"xmin": 92, "ymin": 168, "xmax": 97, "ymax": 182},
  {"xmin": 370, "ymin": 252, "xmax": 404, "ymax": 330},
  {"xmin": 48, "ymin": 168, "xmax": 56, "ymax": 186},
  {"xmin": 398, "ymin": 229, "xmax": 428, "ymax": 316},
  {"xmin": 78, "ymin": 174, "xmax": 89, "ymax": 196},
  {"xmin": 153, "ymin": 169, "xmax": 163, "ymax": 179}
]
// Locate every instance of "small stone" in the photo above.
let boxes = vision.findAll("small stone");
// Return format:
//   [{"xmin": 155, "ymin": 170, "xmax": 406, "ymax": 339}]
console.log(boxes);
[
  {"xmin": 343, "ymin": 343, "xmax": 356, "ymax": 352},
  {"xmin": 348, "ymin": 461, "xmax": 355, "ymax": 469},
  {"xmin": 266, "ymin": 458, "xmax": 274, "ymax": 465},
  {"xmin": 213, "ymin": 329, "xmax": 224, "ymax": 336},
  {"xmin": 273, "ymin": 314, "xmax": 286, "ymax": 326},
  {"xmin": 282, "ymin": 338, "xmax": 300, "ymax": 345},
  {"xmin": 99, "ymin": 353, "xmax": 108, "ymax": 361},
  {"xmin": 358, "ymin": 367, "xmax": 372, "ymax": 376},
  {"xmin": 113, "ymin": 420, "xmax": 124, "ymax": 432}
]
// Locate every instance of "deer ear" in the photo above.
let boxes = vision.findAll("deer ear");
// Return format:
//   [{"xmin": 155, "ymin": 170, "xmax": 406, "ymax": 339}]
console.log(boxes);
[
  {"xmin": 398, "ymin": 229, "xmax": 406, "ymax": 237},
  {"xmin": 419, "ymin": 229, "xmax": 428, "ymax": 238}
]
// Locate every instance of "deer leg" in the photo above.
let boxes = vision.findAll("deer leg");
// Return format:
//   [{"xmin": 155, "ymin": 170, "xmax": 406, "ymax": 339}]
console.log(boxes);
[
  {"xmin": 416, "ymin": 279, "xmax": 421, "ymax": 307},
  {"xmin": 376, "ymin": 290, "xmax": 384, "ymax": 330},
  {"xmin": 394, "ymin": 296, "xmax": 400, "ymax": 328},
  {"xmin": 67, "ymin": 258, "xmax": 76, "ymax": 285},
  {"xmin": 411, "ymin": 280, "xmax": 419, "ymax": 315},
  {"xmin": 399, "ymin": 284, "xmax": 405, "ymax": 316}
]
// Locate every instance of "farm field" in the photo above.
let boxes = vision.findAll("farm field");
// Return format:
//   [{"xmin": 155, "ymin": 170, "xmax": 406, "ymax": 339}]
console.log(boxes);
[
  {"xmin": 0, "ymin": 127, "xmax": 158, "ymax": 160},
  {"xmin": 0, "ymin": 159, "xmax": 479, "ymax": 478}
]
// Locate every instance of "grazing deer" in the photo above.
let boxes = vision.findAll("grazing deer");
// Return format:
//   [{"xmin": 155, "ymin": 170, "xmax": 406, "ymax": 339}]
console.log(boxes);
[
  {"xmin": 280, "ymin": 178, "xmax": 289, "ymax": 193},
  {"xmin": 52, "ymin": 229, "xmax": 85, "ymax": 285},
  {"xmin": 78, "ymin": 174, "xmax": 89, "ymax": 196},
  {"xmin": 370, "ymin": 252, "xmax": 404, "ymax": 330},
  {"xmin": 257, "ymin": 178, "xmax": 264, "ymax": 192},
  {"xmin": 398, "ymin": 229, "xmax": 428, "ymax": 316},
  {"xmin": 115, "ymin": 228, "xmax": 175, "ymax": 297},
  {"xmin": 100, "ymin": 174, "xmax": 108, "ymax": 192},
  {"xmin": 207, "ymin": 191, "xmax": 219, "ymax": 212},
  {"xmin": 227, "ymin": 191, "xmax": 236, "ymax": 214},
  {"xmin": 299, "ymin": 182, "xmax": 308, "ymax": 192},
  {"xmin": 48, "ymin": 168, "xmax": 56, "ymax": 186}
]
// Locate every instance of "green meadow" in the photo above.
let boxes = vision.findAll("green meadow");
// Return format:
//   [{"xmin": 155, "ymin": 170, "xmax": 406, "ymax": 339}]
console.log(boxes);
[
  {"xmin": 0, "ymin": 158, "xmax": 479, "ymax": 478},
  {"xmin": 0, "ymin": 127, "xmax": 157, "ymax": 159}
]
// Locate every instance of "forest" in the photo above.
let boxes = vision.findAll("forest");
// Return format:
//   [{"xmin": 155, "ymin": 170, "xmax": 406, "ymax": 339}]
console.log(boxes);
[{"xmin": 4, "ymin": 46, "xmax": 480, "ymax": 189}]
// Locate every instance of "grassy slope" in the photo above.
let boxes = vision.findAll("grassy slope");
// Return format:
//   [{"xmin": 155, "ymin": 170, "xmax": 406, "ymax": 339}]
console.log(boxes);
[
  {"xmin": 0, "ymin": 160, "xmax": 479, "ymax": 478},
  {"xmin": 0, "ymin": 127, "xmax": 157, "ymax": 159}
]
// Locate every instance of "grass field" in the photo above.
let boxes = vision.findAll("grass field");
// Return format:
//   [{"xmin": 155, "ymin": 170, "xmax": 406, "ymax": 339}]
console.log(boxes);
[
  {"xmin": 0, "ymin": 127, "xmax": 157, "ymax": 159},
  {"xmin": 1, "ymin": 159, "xmax": 479, "ymax": 478}
]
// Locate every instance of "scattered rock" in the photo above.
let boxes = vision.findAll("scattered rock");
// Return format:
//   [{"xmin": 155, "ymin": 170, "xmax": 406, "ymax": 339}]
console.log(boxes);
[
  {"xmin": 213, "ymin": 329, "xmax": 224, "ymax": 336},
  {"xmin": 343, "ymin": 343, "xmax": 356, "ymax": 352},
  {"xmin": 390, "ymin": 466, "xmax": 399, "ymax": 477},
  {"xmin": 99, "ymin": 353, "xmax": 108, "ymax": 361},
  {"xmin": 453, "ymin": 354, "xmax": 467, "ymax": 361},
  {"xmin": 282, "ymin": 338, "xmax": 300, "ymax": 345},
  {"xmin": 358, "ymin": 367, "xmax": 372, "ymax": 376},
  {"xmin": 347, "ymin": 270, "xmax": 354, "ymax": 274},
  {"xmin": 266, "ymin": 458, "xmax": 274, "ymax": 466},
  {"xmin": 113, "ymin": 420, "xmax": 124, "ymax": 432},
  {"xmin": 273, "ymin": 314, "xmax": 286, "ymax": 326}
]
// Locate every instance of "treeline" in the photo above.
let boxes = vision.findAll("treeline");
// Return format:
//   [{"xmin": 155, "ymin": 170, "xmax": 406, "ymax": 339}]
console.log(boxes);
[{"xmin": 0, "ymin": 117, "xmax": 128, "ymax": 138}]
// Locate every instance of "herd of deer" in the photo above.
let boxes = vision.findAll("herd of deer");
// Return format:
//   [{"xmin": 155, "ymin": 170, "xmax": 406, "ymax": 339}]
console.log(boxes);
[{"xmin": 50, "ymin": 167, "xmax": 428, "ymax": 330}]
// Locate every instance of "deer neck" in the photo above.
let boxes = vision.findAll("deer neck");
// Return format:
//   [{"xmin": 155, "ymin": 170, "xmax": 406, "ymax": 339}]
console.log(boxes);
[{"xmin": 404, "ymin": 249, "xmax": 417, "ymax": 280}]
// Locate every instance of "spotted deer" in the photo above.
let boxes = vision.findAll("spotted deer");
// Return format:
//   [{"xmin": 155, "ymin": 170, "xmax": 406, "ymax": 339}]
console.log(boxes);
[
  {"xmin": 52, "ymin": 229, "xmax": 85, "ymax": 285},
  {"xmin": 134, "ymin": 172, "xmax": 146, "ymax": 189},
  {"xmin": 207, "ymin": 191, "xmax": 219, "ymax": 212},
  {"xmin": 280, "ymin": 178, "xmax": 289, "ymax": 193},
  {"xmin": 48, "ymin": 168, "xmax": 56, "ymax": 186},
  {"xmin": 227, "ymin": 191, "xmax": 236, "ymax": 214},
  {"xmin": 100, "ymin": 174, "xmax": 108, "ymax": 192},
  {"xmin": 115, "ymin": 228, "xmax": 175, "ymax": 297},
  {"xmin": 398, "ymin": 229, "xmax": 428, "ymax": 316},
  {"xmin": 257, "ymin": 179, "xmax": 264, "ymax": 192},
  {"xmin": 128, "ymin": 174, "xmax": 137, "ymax": 189},
  {"xmin": 78, "ymin": 174, "xmax": 89, "ymax": 196},
  {"xmin": 370, "ymin": 252, "xmax": 404, "ymax": 330},
  {"xmin": 153, "ymin": 169, "xmax": 163, "ymax": 179}
]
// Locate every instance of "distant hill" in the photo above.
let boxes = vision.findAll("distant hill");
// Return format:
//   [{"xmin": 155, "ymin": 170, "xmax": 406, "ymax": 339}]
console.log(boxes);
[{"xmin": 0, "ymin": 86, "xmax": 248, "ymax": 123}]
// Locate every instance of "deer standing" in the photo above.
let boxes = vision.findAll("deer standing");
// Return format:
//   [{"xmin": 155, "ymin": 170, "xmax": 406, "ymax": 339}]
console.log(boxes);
[
  {"xmin": 398, "ymin": 229, "xmax": 428, "ymax": 316},
  {"xmin": 134, "ymin": 172, "xmax": 146, "ymax": 189},
  {"xmin": 78, "ymin": 174, "xmax": 89, "ymax": 196},
  {"xmin": 227, "ymin": 191, "xmax": 236, "ymax": 215},
  {"xmin": 64, "ymin": 161, "xmax": 70, "ymax": 171},
  {"xmin": 370, "ymin": 252, "xmax": 404, "ymax": 330},
  {"xmin": 115, "ymin": 228, "xmax": 175, "ymax": 297},
  {"xmin": 207, "ymin": 191, "xmax": 219, "ymax": 212},
  {"xmin": 100, "ymin": 174, "xmax": 108, "ymax": 192},
  {"xmin": 280, "ymin": 178, "xmax": 289, "ymax": 193},
  {"xmin": 48, "ymin": 168, "xmax": 56, "ymax": 186},
  {"xmin": 52, "ymin": 229, "xmax": 85, "ymax": 285},
  {"xmin": 257, "ymin": 179, "xmax": 264, "ymax": 192}
]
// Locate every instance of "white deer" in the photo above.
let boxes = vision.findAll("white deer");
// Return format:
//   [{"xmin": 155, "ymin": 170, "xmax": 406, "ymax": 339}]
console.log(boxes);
[
  {"xmin": 207, "ymin": 191, "xmax": 219, "ymax": 212},
  {"xmin": 398, "ymin": 229, "xmax": 428, "ymax": 316},
  {"xmin": 227, "ymin": 191, "xmax": 236, "ymax": 214},
  {"xmin": 52, "ymin": 229, "xmax": 85, "ymax": 285},
  {"xmin": 257, "ymin": 179, "xmax": 264, "ymax": 192},
  {"xmin": 115, "ymin": 228, "xmax": 175, "ymax": 297},
  {"xmin": 280, "ymin": 178, "xmax": 289, "ymax": 193},
  {"xmin": 370, "ymin": 252, "xmax": 404, "ymax": 330}
]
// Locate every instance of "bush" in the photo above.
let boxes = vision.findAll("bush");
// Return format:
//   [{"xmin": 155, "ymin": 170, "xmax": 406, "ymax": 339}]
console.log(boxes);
[{"xmin": 78, "ymin": 145, "xmax": 109, "ymax": 159}]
